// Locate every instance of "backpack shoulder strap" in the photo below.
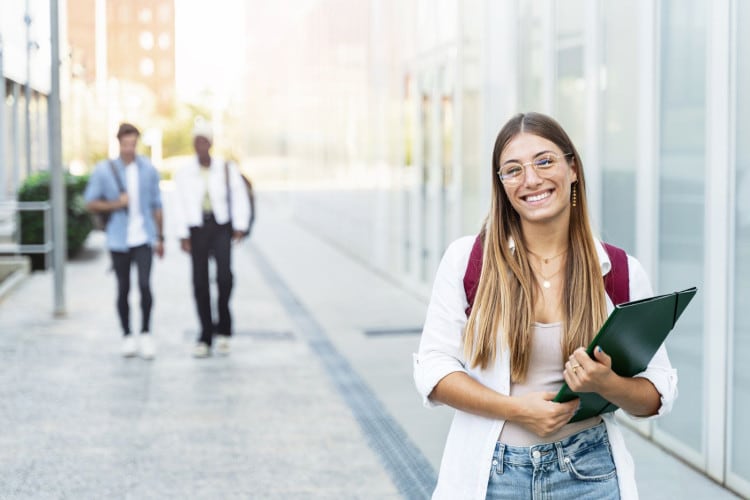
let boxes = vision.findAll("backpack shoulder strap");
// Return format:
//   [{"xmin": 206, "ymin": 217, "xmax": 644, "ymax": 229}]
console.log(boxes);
[
  {"xmin": 463, "ymin": 234, "xmax": 484, "ymax": 316},
  {"xmin": 602, "ymin": 242, "xmax": 630, "ymax": 305},
  {"xmin": 108, "ymin": 160, "xmax": 126, "ymax": 193}
]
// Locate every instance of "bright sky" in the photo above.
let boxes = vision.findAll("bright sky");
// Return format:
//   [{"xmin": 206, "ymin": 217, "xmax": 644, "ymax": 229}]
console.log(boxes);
[{"xmin": 173, "ymin": 0, "xmax": 247, "ymax": 104}]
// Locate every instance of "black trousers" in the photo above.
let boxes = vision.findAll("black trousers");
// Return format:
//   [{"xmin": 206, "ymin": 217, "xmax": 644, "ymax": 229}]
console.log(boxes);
[
  {"xmin": 111, "ymin": 244, "xmax": 153, "ymax": 336},
  {"xmin": 190, "ymin": 215, "xmax": 233, "ymax": 346}
]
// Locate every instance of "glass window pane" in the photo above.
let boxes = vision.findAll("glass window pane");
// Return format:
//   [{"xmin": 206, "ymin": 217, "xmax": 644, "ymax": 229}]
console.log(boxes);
[
  {"xmin": 731, "ymin": 0, "xmax": 750, "ymax": 483},
  {"xmin": 655, "ymin": 0, "xmax": 707, "ymax": 454},
  {"xmin": 600, "ymin": 2, "xmax": 637, "ymax": 253},
  {"xmin": 420, "ymin": 74, "xmax": 432, "ymax": 282},
  {"xmin": 461, "ymin": 58, "xmax": 482, "ymax": 234},
  {"xmin": 554, "ymin": 0, "xmax": 585, "ymax": 146},
  {"xmin": 518, "ymin": 0, "xmax": 545, "ymax": 111}
]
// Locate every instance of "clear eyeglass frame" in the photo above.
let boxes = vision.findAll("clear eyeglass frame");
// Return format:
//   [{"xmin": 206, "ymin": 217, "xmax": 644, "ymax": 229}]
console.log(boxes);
[{"xmin": 497, "ymin": 152, "xmax": 573, "ymax": 186}]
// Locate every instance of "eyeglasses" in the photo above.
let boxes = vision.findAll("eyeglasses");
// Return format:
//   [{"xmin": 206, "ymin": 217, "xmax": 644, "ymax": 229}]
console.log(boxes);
[{"xmin": 497, "ymin": 152, "xmax": 573, "ymax": 186}]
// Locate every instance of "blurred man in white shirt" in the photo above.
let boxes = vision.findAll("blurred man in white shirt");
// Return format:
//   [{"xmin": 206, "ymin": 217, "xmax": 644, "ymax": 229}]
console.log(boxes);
[{"xmin": 172, "ymin": 120, "xmax": 250, "ymax": 357}]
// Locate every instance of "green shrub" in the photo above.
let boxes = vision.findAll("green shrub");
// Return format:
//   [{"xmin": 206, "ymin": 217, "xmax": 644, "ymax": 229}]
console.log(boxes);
[{"xmin": 17, "ymin": 171, "xmax": 93, "ymax": 270}]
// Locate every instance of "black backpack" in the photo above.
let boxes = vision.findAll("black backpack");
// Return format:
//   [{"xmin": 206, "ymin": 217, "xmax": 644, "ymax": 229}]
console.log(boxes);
[{"xmin": 225, "ymin": 161, "xmax": 256, "ymax": 238}]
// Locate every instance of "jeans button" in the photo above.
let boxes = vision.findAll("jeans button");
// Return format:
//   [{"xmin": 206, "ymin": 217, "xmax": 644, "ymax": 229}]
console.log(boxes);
[{"xmin": 532, "ymin": 450, "xmax": 541, "ymax": 459}]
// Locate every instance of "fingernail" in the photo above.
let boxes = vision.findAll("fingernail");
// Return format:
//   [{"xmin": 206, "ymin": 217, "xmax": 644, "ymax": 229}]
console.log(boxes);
[{"xmin": 596, "ymin": 346, "xmax": 602, "ymax": 353}]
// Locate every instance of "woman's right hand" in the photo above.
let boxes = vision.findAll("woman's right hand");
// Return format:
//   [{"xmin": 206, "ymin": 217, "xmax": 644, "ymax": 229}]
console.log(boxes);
[{"xmin": 511, "ymin": 392, "xmax": 579, "ymax": 437}]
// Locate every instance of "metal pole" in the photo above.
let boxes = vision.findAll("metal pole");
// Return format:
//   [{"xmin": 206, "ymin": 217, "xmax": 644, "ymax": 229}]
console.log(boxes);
[
  {"xmin": 12, "ymin": 83, "xmax": 20, "ymax": 196},
  {"xmin": 24, "ymin": 1, "xmax": 32, "ymax": 176},
  {"xmin": 49, "ymin": 0, "xmax": 65, "ymax": 317}
]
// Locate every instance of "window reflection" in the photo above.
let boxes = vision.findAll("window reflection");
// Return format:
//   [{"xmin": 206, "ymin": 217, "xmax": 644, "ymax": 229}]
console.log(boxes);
[
  {"xmin": 600, "ymin": 2, "xmax": 637, "ymax": 253},
  {"xmin": 656, "ymin": 0, "xmax": 707, "ymax": 454}
]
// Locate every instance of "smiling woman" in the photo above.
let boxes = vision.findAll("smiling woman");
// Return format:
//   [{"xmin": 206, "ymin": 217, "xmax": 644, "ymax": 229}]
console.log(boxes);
[{"xmin": 414, "ymin": 112, "xmax": 676, "ymax": 500}]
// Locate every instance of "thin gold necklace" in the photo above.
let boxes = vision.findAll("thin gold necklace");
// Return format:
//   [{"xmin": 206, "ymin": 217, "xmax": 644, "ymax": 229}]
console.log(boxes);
[
  {"xmin": 528, "ymin": 248, "xmax": 567, "ymax": 289},
  {"xmin": 527, "ymin": 248, "xmax": 568, "ymax": 264},
  {"xmin": 529, "ymin": 261, "xmax": 564, "ymax": 289}
]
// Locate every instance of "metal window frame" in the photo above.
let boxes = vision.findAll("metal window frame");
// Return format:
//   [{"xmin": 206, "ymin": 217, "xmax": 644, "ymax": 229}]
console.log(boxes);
[
  {"xmin": 724, "ymin": 0, "xmax": 750, "ymax": 496},
  {"xmin": 703, "ymin": 0, "xmax": 732, "ymax": 485}
]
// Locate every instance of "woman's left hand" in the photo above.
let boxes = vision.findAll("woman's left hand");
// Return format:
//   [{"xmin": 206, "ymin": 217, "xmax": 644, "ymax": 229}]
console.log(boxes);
[{"xmin": 563, "ymin": 346, "xmax": 617, "ymax": 394}]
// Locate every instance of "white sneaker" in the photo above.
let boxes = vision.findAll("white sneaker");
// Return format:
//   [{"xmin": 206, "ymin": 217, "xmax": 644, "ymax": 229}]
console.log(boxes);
[
  {"xmin": 138, "ymin": 334, "xmax": 156, "ymax": 360},
  {"xmin": 192, "ymin": 342, "xmax": 210, "ymax": 358},
  {"xmin": 215, "ymin": 335, "xmax": 231, "ymax": 355},
  {"xmin": 121, "ymin": 336, "xmax": 137, "ymax": 357}
]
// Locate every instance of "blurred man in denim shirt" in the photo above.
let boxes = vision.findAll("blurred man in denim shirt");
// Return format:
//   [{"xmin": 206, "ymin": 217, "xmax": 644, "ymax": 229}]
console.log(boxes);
[{"xmin": 84, "ymin": 123, "xmax": 164, "ymax": 359}]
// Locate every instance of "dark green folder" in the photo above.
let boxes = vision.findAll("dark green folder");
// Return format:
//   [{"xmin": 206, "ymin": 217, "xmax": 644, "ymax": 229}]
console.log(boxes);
[{"xmin": 553, "ymin": 287, "xmax": 697, "ymax": 423}]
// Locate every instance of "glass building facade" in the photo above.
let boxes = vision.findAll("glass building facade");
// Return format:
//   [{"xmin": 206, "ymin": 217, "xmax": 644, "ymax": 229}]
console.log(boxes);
[
  {"xmin": 0, "ymin": 1, "xmax": 52, "ymax": 200},
  {"xmin": 275, "ymin": 0, "xmax": 748, "ymax": 496}
]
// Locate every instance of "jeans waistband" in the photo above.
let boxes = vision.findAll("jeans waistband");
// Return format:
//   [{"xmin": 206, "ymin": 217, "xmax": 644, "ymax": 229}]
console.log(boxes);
[{"xmin": 494, "ymin": 422, "xmax": 609, "ymax": 468}]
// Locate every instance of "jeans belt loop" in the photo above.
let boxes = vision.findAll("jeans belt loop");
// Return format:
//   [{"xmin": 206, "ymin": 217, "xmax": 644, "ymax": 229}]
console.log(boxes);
[
  {"xmin": 497, "ymin": 443, "xmax": 505, "ymax": 474},
  {"xmin": 555, "ymin": 442, "xmax": 568, "ymax": 472}
]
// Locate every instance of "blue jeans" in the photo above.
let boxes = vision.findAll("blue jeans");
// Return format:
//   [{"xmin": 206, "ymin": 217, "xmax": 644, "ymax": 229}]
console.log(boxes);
[
  {"xmin": 486, "ymin": 422, "xmax": 620, "ymax": 500},
  {"xmin": 111, "ymin": 244, "xmax": 153, "ymax": 335}
]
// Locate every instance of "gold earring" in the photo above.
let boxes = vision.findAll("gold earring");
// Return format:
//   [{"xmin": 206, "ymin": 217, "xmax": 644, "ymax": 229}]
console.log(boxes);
[{"xmin": 571, "ymin": 183, "xmax": 577, "ymax": 207}]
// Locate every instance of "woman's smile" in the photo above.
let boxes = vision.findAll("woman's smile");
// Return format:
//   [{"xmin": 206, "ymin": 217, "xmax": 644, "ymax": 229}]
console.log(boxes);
[{"xmin": 522, "ymin": 188, "xmax": 554, "ymax": 204}]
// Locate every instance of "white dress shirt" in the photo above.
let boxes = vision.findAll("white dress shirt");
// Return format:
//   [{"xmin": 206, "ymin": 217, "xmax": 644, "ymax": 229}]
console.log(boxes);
[
  {"xmin": 172, "ymin": 156, "xmax": 251, "ymax": 239},
  {"xmin": 413, "ymin": 236, "xmax": 678, "ymax": 500}
]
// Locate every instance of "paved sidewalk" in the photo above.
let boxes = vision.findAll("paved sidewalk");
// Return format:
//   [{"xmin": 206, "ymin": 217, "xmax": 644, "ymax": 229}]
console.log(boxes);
[
  {"xmin": 0, "ymin": 234, "xmax": 400, "ymax": 497},
  {"xmin": 0, "ymin": 188, "xmax": 741, "ymax": 499}
]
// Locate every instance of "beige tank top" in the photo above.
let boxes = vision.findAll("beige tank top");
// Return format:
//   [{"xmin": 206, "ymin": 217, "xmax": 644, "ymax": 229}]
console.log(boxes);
[{"xmin": 498, "ymin": 322, "xmax": 601, "ymax": 446}]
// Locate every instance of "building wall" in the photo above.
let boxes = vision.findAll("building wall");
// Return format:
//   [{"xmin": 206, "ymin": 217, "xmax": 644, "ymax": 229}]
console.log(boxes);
[
  {"xmin": 276, "ymin": 0, "xmax": 748, "ymax": 496},
  {"xmin": 106, "ymin": 0, "xmax": 175, "ymax": 113},
  {"xmin": 422, "ymin": 0, "xmax": 746, "ymax": 495},
  {"xmin": 67, "ymin": 0, "xmax": 97, "ymax": 84},
  {"xmin": 63, "ymin": 0, "xmax": 175, "ymax": 167},
  {"xmin": 67, "ymin": 0, "xmax": 175, "ymax": 113},
  {"xmin": 0, "ymin": 0, "xmax": 53, "ymax": 199}
]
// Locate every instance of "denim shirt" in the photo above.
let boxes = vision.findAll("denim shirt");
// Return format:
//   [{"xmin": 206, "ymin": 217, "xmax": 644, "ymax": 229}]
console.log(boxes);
[{"xmin": 84, "ymin": 156, "xmax": 163, "ymax": 252}]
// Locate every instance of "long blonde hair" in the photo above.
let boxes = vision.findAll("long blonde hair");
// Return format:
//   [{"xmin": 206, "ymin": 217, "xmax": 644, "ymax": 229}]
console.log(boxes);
[{"xmin": 464, "ymin": 112, "xmax": 608, "ymax": 382}]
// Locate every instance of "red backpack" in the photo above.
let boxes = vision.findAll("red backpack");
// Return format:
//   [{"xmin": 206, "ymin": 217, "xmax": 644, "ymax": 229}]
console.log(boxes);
[{"xmin": 463, "ymin": 234, "xmax": 629, "ymax": 316}]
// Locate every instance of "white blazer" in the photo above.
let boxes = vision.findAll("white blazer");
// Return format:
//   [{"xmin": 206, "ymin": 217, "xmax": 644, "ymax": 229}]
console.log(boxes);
[
  {"xmin": 172, "ymin": 156, "xmax": 250, "ymax": 239},
  {"xmin": 413, "ymin": 236, "xmax": 678, "ymax": 500}
]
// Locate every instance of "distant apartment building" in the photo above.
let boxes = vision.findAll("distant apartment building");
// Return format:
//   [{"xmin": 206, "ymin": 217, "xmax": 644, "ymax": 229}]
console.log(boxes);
[{"xmin": 67, "ymin": 0, "xmax": 176, "ymax": 113}]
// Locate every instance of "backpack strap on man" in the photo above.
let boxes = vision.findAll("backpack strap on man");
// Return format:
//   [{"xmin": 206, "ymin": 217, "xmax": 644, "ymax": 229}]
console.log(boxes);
[
  {"xmin": 108, "ymin": 160, "xmax": 126, "ymax": 194},
  {"xmin": 601, "ymin": 242, "xmax": 630, "ymax": 305},
  {"xmin": 462, "ymin": 236, "xmax": 630, "ymax": 316}
]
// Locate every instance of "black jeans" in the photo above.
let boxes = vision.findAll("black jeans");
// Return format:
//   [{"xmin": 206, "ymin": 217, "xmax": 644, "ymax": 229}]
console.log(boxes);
[
  {"xmin": 111, "ymin": 244, "xmax": 153, "ymax": 336},
  {"xmin": 190, "ymin": 215, "xmax": 233, "ymax": 346}
]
